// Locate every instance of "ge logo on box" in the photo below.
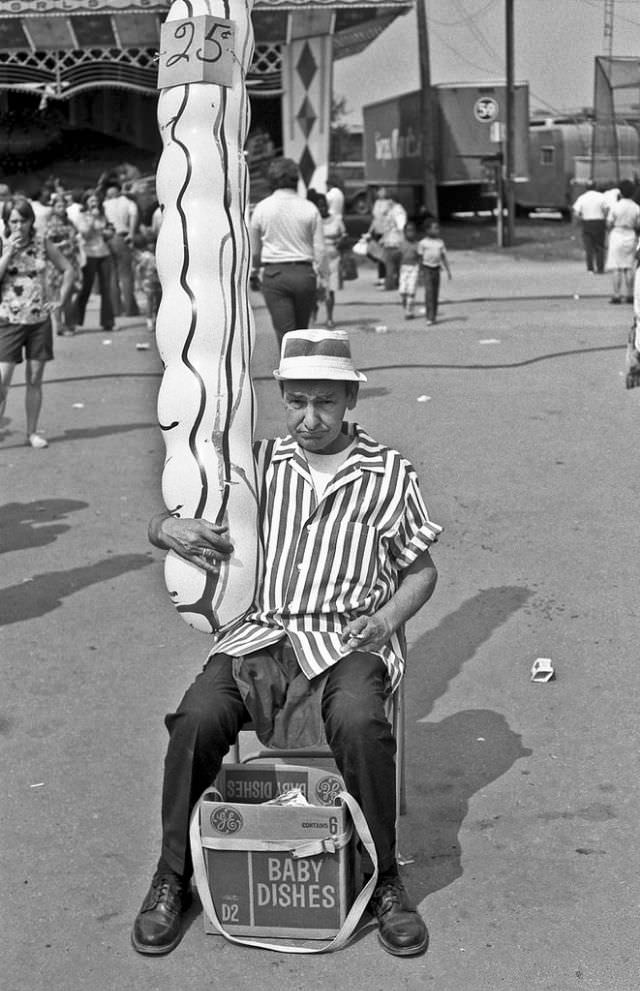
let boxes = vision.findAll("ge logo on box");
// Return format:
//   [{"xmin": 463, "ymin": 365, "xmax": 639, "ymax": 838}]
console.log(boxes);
[
  {"xmin": 210, "ymin": 806, "xmax": 244, "ymax": 834},
  {"xmin": 316, "ymin": 776, "xmax": 343, "ymax": 806}
]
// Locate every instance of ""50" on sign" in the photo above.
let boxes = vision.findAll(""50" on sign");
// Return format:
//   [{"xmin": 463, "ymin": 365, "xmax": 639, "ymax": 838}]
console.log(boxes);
[{"xmin": 158, "ymin": 15, "xmax": 236, "ymax": 89}]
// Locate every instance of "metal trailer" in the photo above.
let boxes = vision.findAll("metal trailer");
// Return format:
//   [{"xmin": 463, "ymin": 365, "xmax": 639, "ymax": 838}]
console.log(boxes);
[
  {"xmin": 362, "ymin": 82, "xmax": 530, "ymax": 218},
  {"xmin": 516, "ymin": 118, "xmax": 640, "ymax": 218}
]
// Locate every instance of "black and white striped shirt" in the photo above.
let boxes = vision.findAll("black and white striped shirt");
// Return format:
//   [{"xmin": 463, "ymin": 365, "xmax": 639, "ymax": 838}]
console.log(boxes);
[{"xmin": 211, "ymin": 423, "xmax": 442, "ymax": 689}]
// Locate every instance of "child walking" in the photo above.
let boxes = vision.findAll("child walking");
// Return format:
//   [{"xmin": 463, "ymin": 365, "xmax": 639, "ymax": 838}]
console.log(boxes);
[
  {"xmin": 398, "ymin": 220, "xmax": 421, "ymax": 318},
  {"xmin": 134, "ymin": 230, "xmax": 162, "ymax": 332},
  {"xmin": 418, "ymin": 221, "xmax": 451, "ymax": 325}
]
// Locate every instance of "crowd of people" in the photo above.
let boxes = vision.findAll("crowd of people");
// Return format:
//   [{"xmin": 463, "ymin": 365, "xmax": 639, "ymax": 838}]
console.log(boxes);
[
  {"xmin": 0, "ymin": 168, "xmax": 161, "ymax": 335},
  {"xmin": 0, "ymin": 151, "xmax": 459, "ymax": 456},
  {"xmin": 249, "ymin": 161, "xmax": 452, "ymax": 343},
  {"xmin": 1, "ymin": 157, "xmax": 456, "ymax": 449},
  {"xmin": 0, "ymin": 167, "xmax": 161, "ymax": 448}
]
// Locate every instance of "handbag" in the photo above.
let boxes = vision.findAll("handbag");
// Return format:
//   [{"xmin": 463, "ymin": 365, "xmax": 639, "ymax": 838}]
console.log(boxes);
[
  {"xmin": 352, "ymin": 235, "xmax": 369, "ymax": 257},
  {"xmin": 339, "ymin": 250, "xmax": 358, "ymax": 281}
]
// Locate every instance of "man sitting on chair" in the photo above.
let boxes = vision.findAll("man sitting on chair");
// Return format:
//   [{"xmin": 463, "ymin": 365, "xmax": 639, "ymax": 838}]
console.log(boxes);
[{"xmin": 132, "ymin": 328, "xmax": 442, "ymax": 958}]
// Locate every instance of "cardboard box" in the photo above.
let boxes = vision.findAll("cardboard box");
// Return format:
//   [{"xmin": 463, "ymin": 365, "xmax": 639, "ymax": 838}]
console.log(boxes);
[{"xmin": 196, "ymin": 764, "xmax": 357, "ymax": 939}]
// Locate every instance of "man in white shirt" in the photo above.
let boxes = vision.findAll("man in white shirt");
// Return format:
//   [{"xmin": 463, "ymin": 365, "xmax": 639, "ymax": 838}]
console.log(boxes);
[
  {"xmin": 103, "ymin": 181, "xmax": 139, "ymax": 316},
  {"xmin": 250, "ymin": 158, "xmax": 327, "ymax": 345},
  {"xmin": 572, "ymin": 181, "xmax": 608, "ymax": 274}
]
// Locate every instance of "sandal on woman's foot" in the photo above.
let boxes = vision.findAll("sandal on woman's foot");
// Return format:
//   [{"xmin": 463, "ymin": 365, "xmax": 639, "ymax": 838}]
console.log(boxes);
[{"xmin": 27, "ymin": 433, "xmax": 48, "ymax": 449}]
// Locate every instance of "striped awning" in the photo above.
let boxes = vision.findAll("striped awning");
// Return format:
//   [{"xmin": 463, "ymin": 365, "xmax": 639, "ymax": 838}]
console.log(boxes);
[{"xmin": 0, "ymin": 1, "xmax": 412, "ymax": 97}]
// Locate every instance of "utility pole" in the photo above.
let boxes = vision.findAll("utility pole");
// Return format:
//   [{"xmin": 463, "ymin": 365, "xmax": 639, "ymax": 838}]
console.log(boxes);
[
  {"xmin": 504, "ymin": 0, "xmax": 516, "ymax": 246},
  {"xmin": 603, "ymin": 0, "xmax": 614, "ymax": 57},
  {"xmin": 416, "ymin": 0, "xmax": 439, "ymax": 219}
]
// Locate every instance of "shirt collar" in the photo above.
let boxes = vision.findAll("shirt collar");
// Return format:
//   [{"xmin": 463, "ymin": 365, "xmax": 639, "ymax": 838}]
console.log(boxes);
[{"xmin": 271, "ymin": 422, "xmax": 387, "ymax": 474}]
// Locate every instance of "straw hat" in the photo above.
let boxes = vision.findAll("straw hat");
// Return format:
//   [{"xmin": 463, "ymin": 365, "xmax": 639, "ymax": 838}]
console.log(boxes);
[{"xmin": 274, "ymin": 329, "xmax": 367, "ymax": 382}]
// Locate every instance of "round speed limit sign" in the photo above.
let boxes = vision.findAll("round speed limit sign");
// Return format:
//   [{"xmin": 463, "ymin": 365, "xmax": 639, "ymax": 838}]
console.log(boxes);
[{"xmin": 474, "ymin": 97, "xmax": 499, "ymax": 122}]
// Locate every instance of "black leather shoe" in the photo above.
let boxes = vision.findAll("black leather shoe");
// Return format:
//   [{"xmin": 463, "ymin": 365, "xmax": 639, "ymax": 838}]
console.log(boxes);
[
  {"xmin": 131, "ymin": 871, "xmax": 191, "ymax": 955},
  {"xmin": 370, "ymin": 874, "xmax": 429, "ymax": 957}
]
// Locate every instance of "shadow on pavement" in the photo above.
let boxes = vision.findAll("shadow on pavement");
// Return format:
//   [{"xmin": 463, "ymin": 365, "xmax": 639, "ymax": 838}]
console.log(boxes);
[
  {"xmin": 410, "ymin": 587, "xmax": 532, "ymax": 718},
  {"xmin": 410, "ymin": 709, "xmax": 532, "ymax": 898},
  {"xmin": 12, "ymin": 373, "xmax": 161, "ymax": 386},
  {"xmin": 0, "ymin": 553, "xmax": 153, "ymax": 624},
  {"xmin": 0, "ymin": 422, "xmax": 156, "ymax": 448},
  {"xmin": 404, "ymin": 586, "xmax": 534, "ymax": 898},
  {"xmin": 54, "ymin": 422, "xmax": 157, "ymax": 443},
  {"xmin": 0, "ymin": 498, "xmax": 89, "ymax": 553}
]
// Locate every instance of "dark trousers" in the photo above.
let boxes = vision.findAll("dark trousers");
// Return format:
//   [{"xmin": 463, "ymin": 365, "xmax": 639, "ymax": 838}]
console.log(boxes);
[
  {"xmin": 423, "ymin": 265, "xmax": 441, "ymax": 321},
  {"xmin": 367, "ymin": 233, "xmax": 385, "ymax": 280},
  {"xmin": 74, "ymin": 256, "xmax": 114, "ymax": 330},
  {"xmin": 160, "ymin": 651, "xmax": 397, "ymax": 878},
  {"xmin": 581, "ymin": 220, "xmax": 606, "ymax": 273},
  {"xmin": 109, "ymin": 233, "xmax": 139, "ymax": 317},
  {"xmin": 261, "ymin": 262, "xmax": 317, "ymax": 346},
  {"xmin": 383, "ymin": 246, "xmax": 402, "ymax": 290}
]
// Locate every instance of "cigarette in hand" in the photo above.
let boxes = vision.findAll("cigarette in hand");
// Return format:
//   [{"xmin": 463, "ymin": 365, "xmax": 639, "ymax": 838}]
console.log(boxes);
[{"xmin": 342, "ymin": 631, "xmax": 364, "ymax": 644}]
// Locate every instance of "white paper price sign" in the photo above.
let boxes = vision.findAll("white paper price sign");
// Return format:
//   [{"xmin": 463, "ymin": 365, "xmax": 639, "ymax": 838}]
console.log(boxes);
[{"xmin": 158, "ymin": 15, "xmax": 236, "ymax": 90}]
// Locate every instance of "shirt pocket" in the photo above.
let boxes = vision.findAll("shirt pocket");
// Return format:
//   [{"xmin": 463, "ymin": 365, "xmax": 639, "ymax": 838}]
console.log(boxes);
[{"xmin": 323, "ymin": 520, "xmax": 379, "ymax": 595}]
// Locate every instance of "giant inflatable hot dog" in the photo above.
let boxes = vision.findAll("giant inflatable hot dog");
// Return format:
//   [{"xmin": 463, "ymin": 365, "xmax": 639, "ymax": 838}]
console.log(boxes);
[{"xmin": 155, "ymin": 0, "xmax": 260, "ymax": 634}]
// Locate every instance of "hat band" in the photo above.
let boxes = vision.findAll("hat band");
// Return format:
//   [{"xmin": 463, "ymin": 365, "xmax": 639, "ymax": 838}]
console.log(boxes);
[
  {"xmin": 275, "ymin": 356, "xmax": 366, "ymax": 381},
  {"xmin": 282, "ymin": 337, "xmax": 352, "ymax": 360}
]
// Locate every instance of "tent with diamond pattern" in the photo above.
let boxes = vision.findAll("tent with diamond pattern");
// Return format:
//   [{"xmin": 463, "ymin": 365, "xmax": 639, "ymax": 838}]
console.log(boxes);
[{"xmin": 0, "ymin": 0, "xmax": 411, "ymax": 191}]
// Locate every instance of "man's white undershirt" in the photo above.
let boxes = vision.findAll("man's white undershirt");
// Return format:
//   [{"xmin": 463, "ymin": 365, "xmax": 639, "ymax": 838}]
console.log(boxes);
[{"xmin": 302, "ymin": 440, "xmax": 356, "ymax": 498}]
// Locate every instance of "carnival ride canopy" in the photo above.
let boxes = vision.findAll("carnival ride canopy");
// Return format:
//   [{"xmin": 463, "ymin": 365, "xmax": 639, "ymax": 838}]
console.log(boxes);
[{"xmin": 0, "ymin": 0, "xmax": 413, "ymax": 100}]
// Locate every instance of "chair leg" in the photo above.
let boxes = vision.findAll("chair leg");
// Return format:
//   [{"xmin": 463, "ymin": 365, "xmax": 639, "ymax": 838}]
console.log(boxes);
[
  {"xmin": 392, "ymin": 681, "xmax": 413, "ymax": 865},
  {"xmin": 396, "ymin": 682, "xmax": 407, "ymax": 816}
]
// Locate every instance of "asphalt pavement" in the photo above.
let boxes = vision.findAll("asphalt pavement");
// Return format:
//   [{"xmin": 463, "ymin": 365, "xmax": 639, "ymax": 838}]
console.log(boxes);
[{"xmin": 2, "ymin": 247, "xmax": 637, "ymax": 991}]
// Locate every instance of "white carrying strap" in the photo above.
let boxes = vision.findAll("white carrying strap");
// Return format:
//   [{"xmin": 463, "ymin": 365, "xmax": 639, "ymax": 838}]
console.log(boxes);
[{"xmin": 189, "ymin": 789, "xmax": 378, "ymax": 954}]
